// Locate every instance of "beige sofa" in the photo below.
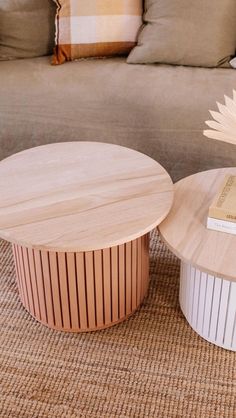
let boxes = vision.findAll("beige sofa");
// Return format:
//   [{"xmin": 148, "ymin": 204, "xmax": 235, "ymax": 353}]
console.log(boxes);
[{"xmin": 1, "ymin": 54, "xmax": 236, "ymax": 181}]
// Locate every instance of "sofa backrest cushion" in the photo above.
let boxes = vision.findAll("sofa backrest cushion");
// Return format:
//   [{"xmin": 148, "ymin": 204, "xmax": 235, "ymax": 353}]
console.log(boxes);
[
  {"xmin": 127, "ymin": 0, "xmax": 236, "ymax": 68},
  {"xmin": 0, "ymin": 0, "xmax": 56, "ymax": 60},
  {"xmin": 52, "ymin": 0, "xmax": 143, "ymax": 65}
]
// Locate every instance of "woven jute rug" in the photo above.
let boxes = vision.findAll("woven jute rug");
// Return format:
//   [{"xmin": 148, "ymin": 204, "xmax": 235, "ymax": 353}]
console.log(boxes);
[{"xmin": 0, "ymin": 231, "xmax": 235, "ymax": 418}]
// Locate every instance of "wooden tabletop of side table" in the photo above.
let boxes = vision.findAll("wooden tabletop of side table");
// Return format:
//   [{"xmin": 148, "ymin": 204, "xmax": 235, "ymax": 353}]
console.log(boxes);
[
  {"xmin": 0, "ymin": 142, "xmax": 173, "ymax": 332},
  {"xmin": 159, "ymin": 167, "xmax": 236, "ymax": 282},
  {"xmin": 159, "ymin": 167, "xmax": 236, "ymax": 351},
  {"xmin": 0, "ymin": 141, "xmax": 173, "ymax": 252}
]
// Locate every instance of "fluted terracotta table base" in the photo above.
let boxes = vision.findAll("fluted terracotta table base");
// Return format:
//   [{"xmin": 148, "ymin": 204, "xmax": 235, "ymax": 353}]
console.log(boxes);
[{"xmin": 12, "ymin": 234, "xmax": 149, "ymax": 332}]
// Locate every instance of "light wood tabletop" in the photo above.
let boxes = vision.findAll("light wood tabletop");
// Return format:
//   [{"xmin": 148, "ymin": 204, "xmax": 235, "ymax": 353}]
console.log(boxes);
[
  {"xmin": 0, "ymin": 142, "xmax": 173, "ymax": 252},
  {"xmin": 159, "ymin": 167, "xmax": 236, "ymax": 282}
]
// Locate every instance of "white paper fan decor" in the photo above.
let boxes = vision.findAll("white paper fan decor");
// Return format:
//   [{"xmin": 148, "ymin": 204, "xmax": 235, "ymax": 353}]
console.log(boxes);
[{"xmin": 204, "ymin": 90, "xmax": 236, "ymax": 146}]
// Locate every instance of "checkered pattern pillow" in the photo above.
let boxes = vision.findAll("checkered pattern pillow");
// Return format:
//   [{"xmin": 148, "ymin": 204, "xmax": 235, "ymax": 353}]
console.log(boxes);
[{"xmin": 52, "ymin": 0, "xmax": 143, "ymax": 65}]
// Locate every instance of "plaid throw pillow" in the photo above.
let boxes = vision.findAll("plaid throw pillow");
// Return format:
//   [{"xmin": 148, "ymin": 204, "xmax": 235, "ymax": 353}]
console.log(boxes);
[{"xmin": 52, "ymin": 0, "xmax": 143, "ymax": 65}]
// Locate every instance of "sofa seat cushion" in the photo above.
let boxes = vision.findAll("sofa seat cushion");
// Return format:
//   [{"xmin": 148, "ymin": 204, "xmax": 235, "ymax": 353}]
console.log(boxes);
[{"xmin": 0, "ymin": 57, "xmax": 236, "ymax": 181}]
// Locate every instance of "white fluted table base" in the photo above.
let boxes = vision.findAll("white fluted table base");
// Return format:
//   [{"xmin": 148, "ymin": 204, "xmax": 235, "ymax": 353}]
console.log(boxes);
[{"xmin": 180, "ymin": 262, "xmax": 236, "ymax": 351}]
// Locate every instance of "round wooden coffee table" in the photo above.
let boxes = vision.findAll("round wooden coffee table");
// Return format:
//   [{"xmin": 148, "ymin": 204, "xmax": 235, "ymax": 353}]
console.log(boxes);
[
  {"xmin": 0, "ymin": 142, "xmax": 173, "ymax": 332},
  {"xmin": 159, "ymin": 167, "xmax": 236, "ymax": 351}
]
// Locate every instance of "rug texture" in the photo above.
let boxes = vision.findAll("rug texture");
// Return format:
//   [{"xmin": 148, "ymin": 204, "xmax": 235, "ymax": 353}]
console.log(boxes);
[{"xmin": 0, "ymin": 231, "xmax": 235, "ymax": 418}]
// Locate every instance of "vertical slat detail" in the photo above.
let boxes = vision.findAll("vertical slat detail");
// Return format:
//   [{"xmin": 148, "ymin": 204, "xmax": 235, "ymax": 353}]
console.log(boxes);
[
  {"xmin": 216, "ymin": 280, "xmax": 230, "ymax": 342},
  {"xmin": 85, "ymin": 252, "xmax": 96, "ymax": 329},
  {"xmin": 197, "ymin": 271, "xmax": 206, "ymax": 331},
  {"xmin": 231, "ymin": 312, "xmax": 236, "ymax": 349},
  {"xmin": 137, "ymin": 237, "xmax": 142, "ymax": 306},
  {"xmin": 17, "ymin": 245, "xmax": 30, "ymax": 311},
  {"xmin": 41, "ymin": 251, "xmax": 55, "ymax": 327},
  {"xmin": 34, "ymin": 249, "xmax": 47, "ymax": 324},
  {"xmin": 22, "ymin": 247, "xmax": 35, "ymax": 317},
  {"xmin": 131, "ymin": 239, "xmax": 137, "ymax": 310},
  {"xmin": 57, "ymin": 252, "xmax": 71, "ymax": 330},
  {"xmin": 192, "ymin": 268, "xmax": 200, "ymax": 329},
  {"xmin": 145, "ymin": 234, "xmax": 150, "ymax": 295},
  {"xmin": 28, "ymin": 247, "xmax": 41, "ymax": 321},
  {"xmin": 48, "ymin": 251, "xmax": 63, "ymax": 329},
  {"xmin": 94, "ymin": 250, "xmax": 104, "ymax": 327},
  {"xmin": 229, "ymin": 289, "xmax": 236, "ymax": 349},
  {"xmin": 208, "ymin": 277, "xmax": 222, "ymax": 341},
  {"xmin": 125, "ymin": 242, "xmax": 132, "ymax": 316},
  {"xmin": 111, "ymin": 246, "xmax": 119, "ymax": 322},
  {"xmin": 189, "ymin": 266, "xmax": 196, "ymax": 323},
  {"xmin": 103, "ymin": 248, "xmax": 112, "ymax": 325},
  {"xmin": 76, "ymin": 253, "xmax": 88, "ymax": 330},
  {"xmin": 12, "ymin": 244, "xmax": 23, "ymax": 301},
  {"xmin": 141, "ymin": 234, "xmax": 149, "ymax": 298},
  {"xmin": 223, "ymin": 283, "xmax": 236, "ymax": 347},
  {"xmin": 118, "ymin": 244, "xmax": 125, "ymax": 320},
  {"xmin": 66, "ymin": 252, "xmax": 79, "ymax": 330}
]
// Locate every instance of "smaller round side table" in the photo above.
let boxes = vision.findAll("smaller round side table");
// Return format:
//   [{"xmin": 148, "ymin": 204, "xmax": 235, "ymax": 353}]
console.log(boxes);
[
  {"xmin": 0, "ymin": 142, "xmax": 173, "ymax": 332},
  {"xmin": 159, "ymin": 168, "xmax": 236, "ymax": 351}
]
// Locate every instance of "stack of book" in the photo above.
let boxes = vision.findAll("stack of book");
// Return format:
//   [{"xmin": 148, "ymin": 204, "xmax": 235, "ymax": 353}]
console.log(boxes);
[{"xmin": 207, "ymin": 175, "xmax": 236, "ymax": 235}]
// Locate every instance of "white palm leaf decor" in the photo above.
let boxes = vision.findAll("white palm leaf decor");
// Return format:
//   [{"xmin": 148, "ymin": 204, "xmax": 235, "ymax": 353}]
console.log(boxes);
[{"xmin": 204, "ymin": 90, "xmax": 236, "ymax": 146}]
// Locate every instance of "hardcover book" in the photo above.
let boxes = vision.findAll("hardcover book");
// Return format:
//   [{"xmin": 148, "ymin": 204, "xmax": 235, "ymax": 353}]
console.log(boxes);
[
  {"xmin": 207, "ymin": 217, "xmax": 236, "ymax": 235},
  {"xmin": 208, "ymin": 175, "xmax": 236, "ymax": 223}
]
